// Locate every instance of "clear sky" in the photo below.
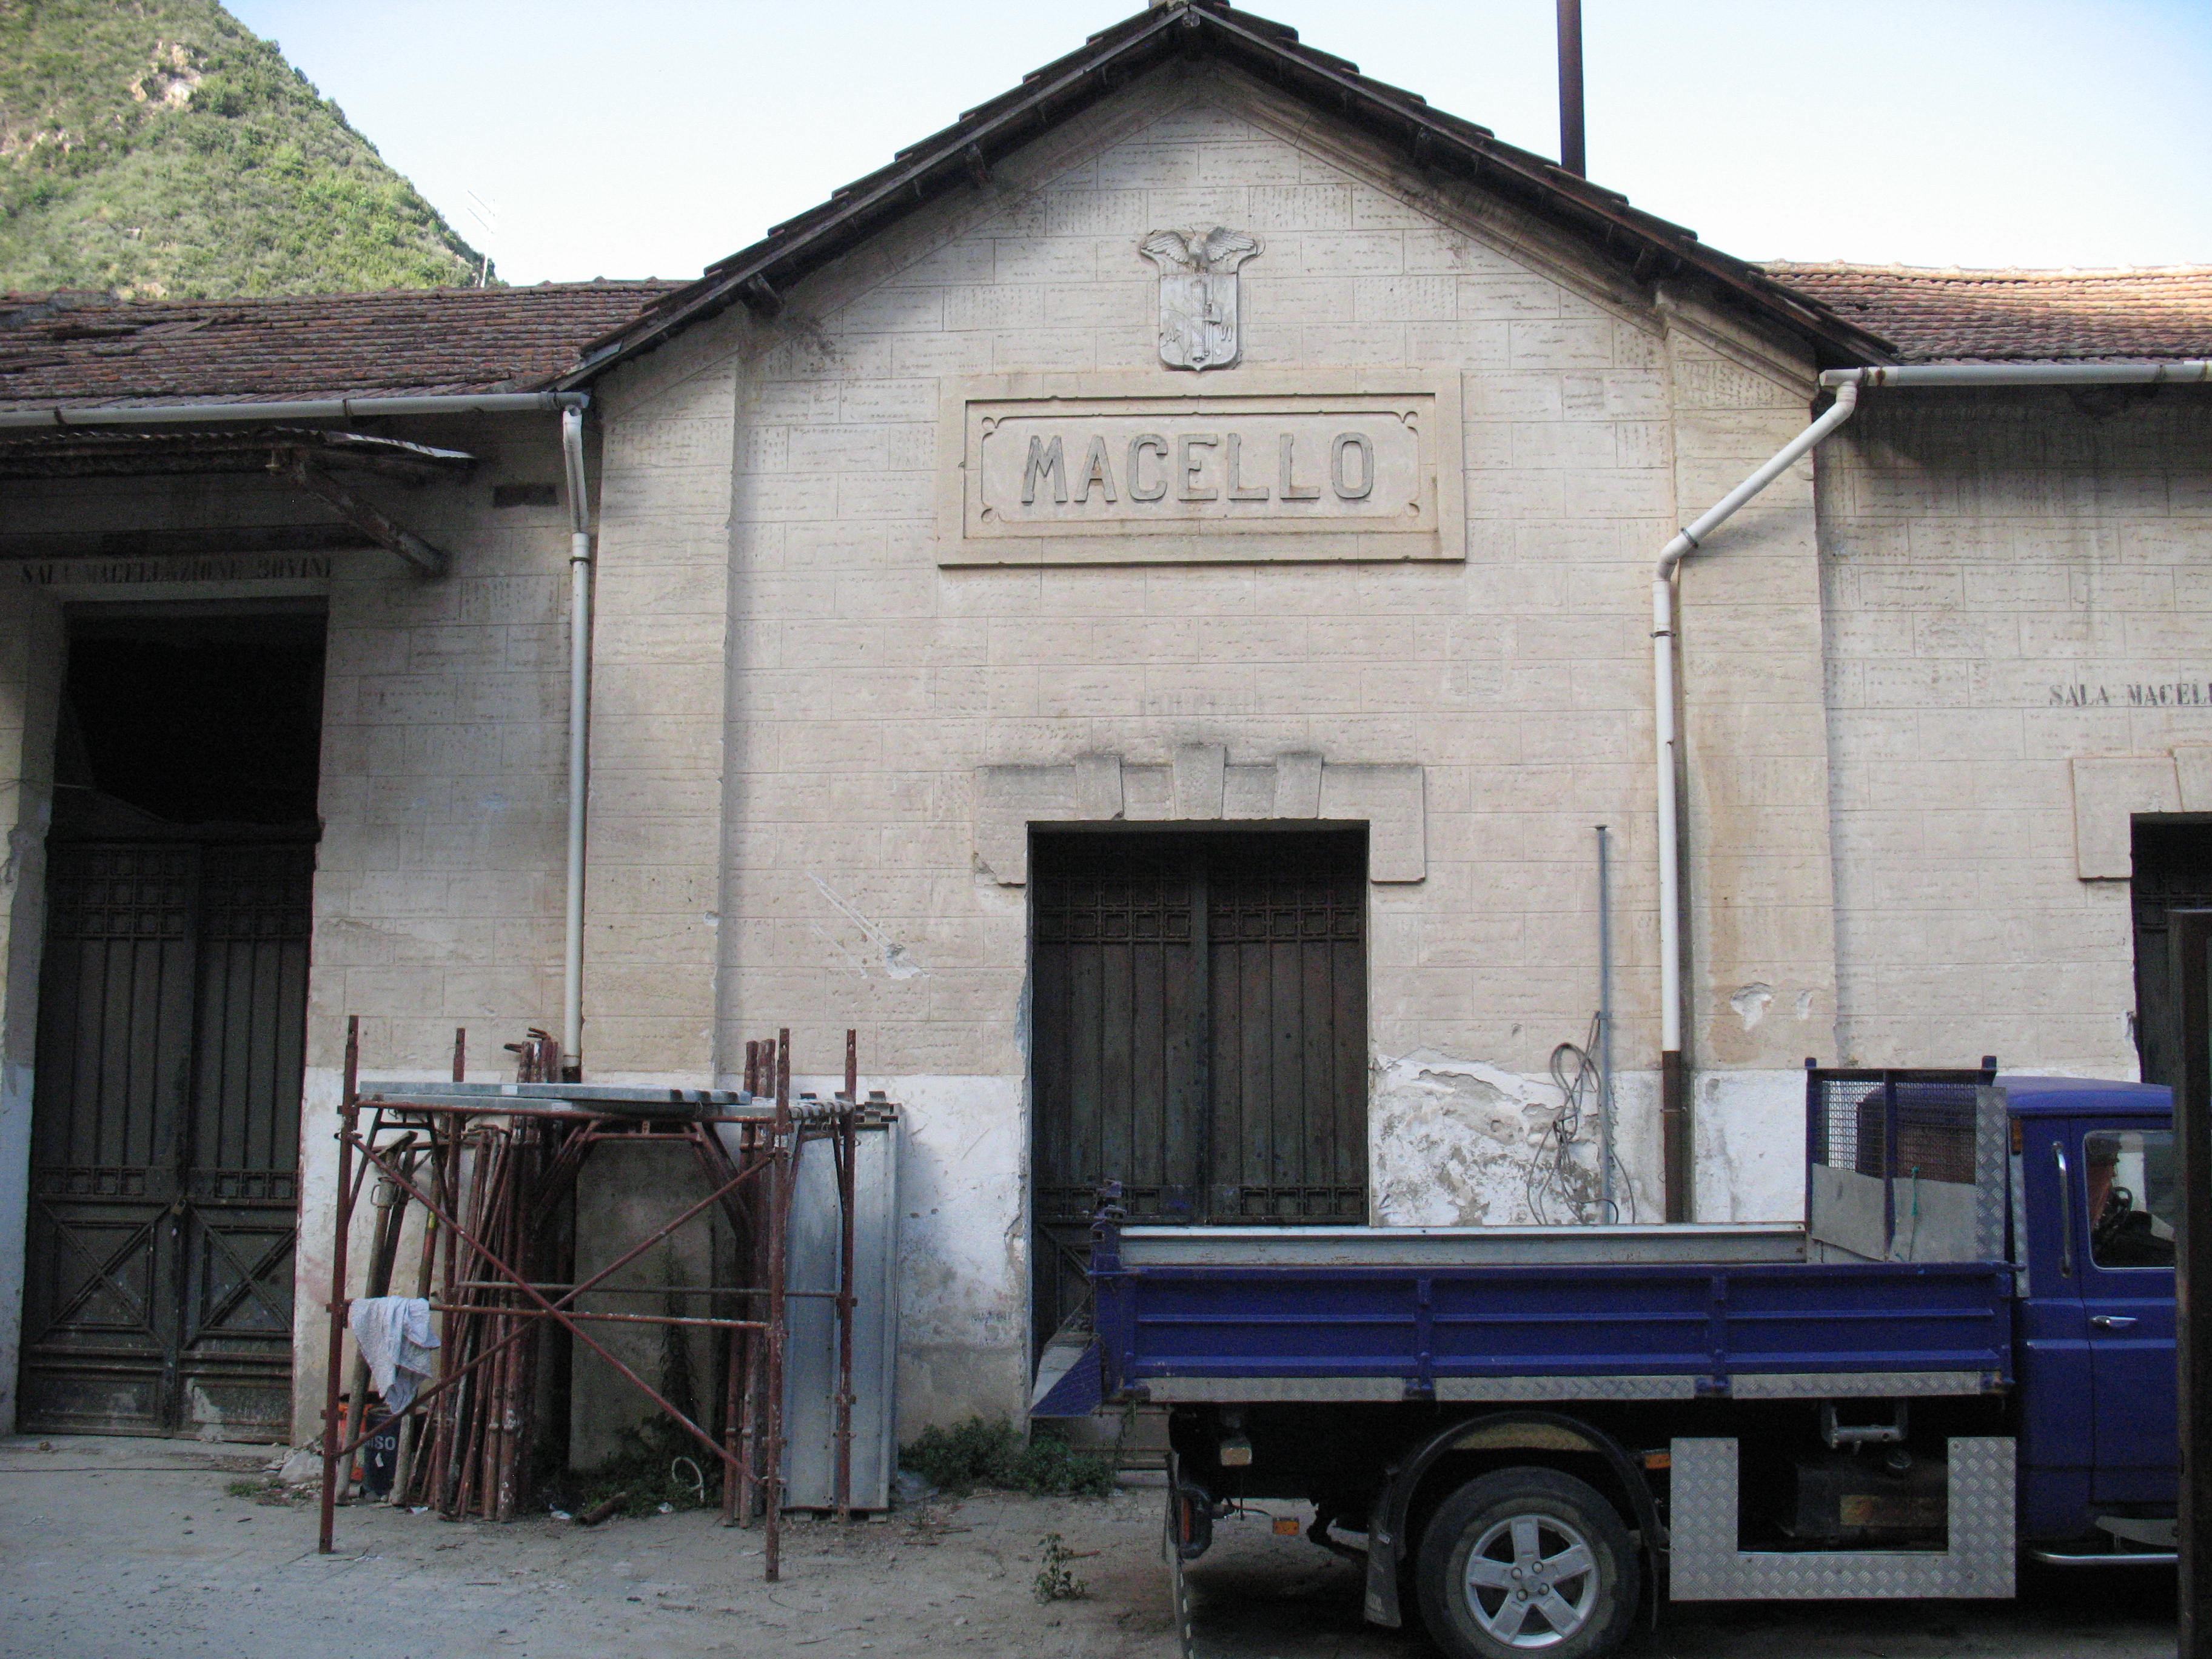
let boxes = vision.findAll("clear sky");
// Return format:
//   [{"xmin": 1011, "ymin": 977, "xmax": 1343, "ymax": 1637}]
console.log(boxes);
[{"xmin": 225, "ymin": 0, "xmax": 2211, "ymax": 287}]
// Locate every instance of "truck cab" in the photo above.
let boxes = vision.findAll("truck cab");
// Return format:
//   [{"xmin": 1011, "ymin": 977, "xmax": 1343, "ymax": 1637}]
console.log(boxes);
[{"xmin": 2007, "ymin": 1078, "xmax": 2177, "ymax": 1550}]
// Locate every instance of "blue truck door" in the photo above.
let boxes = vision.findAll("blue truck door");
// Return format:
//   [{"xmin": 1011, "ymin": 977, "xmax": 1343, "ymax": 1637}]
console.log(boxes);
[
  {"xmin": 2014, "ymin": 1116, "xmax": 2095, "ymax": 1536},
  {"xmin": 2078, "ymin": 1125, "xmax": 2178, "ymax": 1504}
]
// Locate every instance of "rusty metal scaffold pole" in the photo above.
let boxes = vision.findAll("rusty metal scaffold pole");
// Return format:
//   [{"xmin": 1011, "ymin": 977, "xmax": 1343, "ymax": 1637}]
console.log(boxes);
[{"xmin": 317, "ymin": 1022, "xmax": 868, "ymax": 1580}]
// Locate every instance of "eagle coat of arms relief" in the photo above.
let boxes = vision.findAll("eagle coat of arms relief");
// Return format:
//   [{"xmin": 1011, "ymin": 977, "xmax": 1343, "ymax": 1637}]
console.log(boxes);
[{"xmin": 1141, "ymin": 226, "xmax": 1261, "ymax": 370}]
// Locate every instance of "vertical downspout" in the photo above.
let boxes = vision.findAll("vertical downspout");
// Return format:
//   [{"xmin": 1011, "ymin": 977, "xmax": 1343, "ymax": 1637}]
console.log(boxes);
[
  {"xmin": 560, "ymin": 405, "xmax": 594, "ymax": 1080},
  {"xmin": 1595, "ymin": 823, "xmax": 1615, "ymax": 1221},
  {"xmin": 1651, "ymin": 355, "xmax": 2206, "ymax": 1224},
  {"xmin": 1653, "ymin": 378, "xmax": 1859, "ymax": 1221}
]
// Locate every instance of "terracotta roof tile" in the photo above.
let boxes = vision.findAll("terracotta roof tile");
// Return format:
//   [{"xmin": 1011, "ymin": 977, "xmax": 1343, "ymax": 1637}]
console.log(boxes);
[
  {"xmin": 0, "ymin": 282, "xmax": 683, "ymax": 411},
  {"xmin": 1759, "ymin": 263, "xmax": 2212, "ymax": 364}
]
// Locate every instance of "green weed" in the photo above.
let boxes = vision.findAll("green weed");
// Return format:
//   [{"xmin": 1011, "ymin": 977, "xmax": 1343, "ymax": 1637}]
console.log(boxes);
[
  {"xmin": 899, "ymin": 1418, "xmax": 1116, "ymax": 1499},
  {"xmin": 1032, "ymin": 1532, "xmax": 1093, "ymax": 1602}
]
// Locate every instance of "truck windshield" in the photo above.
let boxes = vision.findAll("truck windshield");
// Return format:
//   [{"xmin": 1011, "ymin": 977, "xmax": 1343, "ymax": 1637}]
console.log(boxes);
[{"xmin": 2085, "ymin": 1130, "xmax": 2176, "ymax": 1270}]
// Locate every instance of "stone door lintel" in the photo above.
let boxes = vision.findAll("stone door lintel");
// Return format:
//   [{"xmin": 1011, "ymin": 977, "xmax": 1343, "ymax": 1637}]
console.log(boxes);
[{"xmin": 975, "ymin": 748, "xmax": 1425, "ymax": 885}]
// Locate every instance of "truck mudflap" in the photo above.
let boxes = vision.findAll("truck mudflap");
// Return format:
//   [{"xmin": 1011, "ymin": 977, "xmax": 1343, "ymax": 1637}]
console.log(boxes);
[
  {"xmin": 1360, "ymin": 1410, "xmax": 1664, "ymax": 1629},
  {"xmin": 1667, "ymin": 1436, "xmax": 2016, "ymax": 1600}
]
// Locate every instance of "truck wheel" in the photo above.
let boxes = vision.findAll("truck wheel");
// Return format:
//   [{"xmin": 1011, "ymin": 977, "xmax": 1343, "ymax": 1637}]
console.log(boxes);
[{"xmin": 1416, "ymin": 1467, "xmax": 1639, "ymax": 1659}]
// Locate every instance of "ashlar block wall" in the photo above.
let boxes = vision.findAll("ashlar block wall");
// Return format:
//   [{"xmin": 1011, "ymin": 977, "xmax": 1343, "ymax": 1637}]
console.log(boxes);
[
  {"xmin": 591, "ymin": 60, "xmax": 1845, "ymax": 1429},
  {"xmin": 1820, "ymin": 387, "xmax": 2212, "ymax": 1074}
]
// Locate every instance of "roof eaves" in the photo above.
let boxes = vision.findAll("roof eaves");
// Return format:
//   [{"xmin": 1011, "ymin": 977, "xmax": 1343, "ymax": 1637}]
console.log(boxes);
[
  {"xmin": 563, "ymin": 0, "xmax": 1895, "ymax": 385},
  {"xmin": 563, "ymin": 7, "xmax": 1195, "ymax": 384}
]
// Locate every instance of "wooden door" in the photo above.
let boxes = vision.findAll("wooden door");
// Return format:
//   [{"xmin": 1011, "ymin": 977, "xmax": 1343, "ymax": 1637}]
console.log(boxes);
[
  {"xmin": 1029, "ymin": 830, "xmax": 1366, "ymax": 1352},
  {"xmin": 19, "ymin": 840, "xmax": 310, "ymax": 1438}
]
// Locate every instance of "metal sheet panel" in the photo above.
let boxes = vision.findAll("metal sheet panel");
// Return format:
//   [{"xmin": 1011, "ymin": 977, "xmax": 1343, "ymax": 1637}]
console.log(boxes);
[
  {"xmin": 1973, "ymin": 1085, "xmax": 2009, "ymax": 1263},
  {"xmin": 1104, "ymin": 1258, "xmax": 2011, "ymax": 1395},
  {"xmin": 1669, "ymin": 1436, "xmax": 2016, "ymax": 1601},
  {"xmin": 1435, "ymin": 1375, "xmax": 1697, "ymax": 1401},
  {"xmin": 1726, "ymin": 1370, "xmax": 1999, "ymax": 1399},
  {"xmin": 780, "ymin": 1111, "xmax": 900, "ymax": 1512},
  {"xmin": 1119, "ymin": 1222, "xmax": 1804, "ymax": 1269},
  {"xmin": 1808, "ymin": 1167, "xmax": 1892, "ymax": 1262},
  {"xmin": 1145, "ymin": 1375, "xmax": 1408, "ymax": 1403}
]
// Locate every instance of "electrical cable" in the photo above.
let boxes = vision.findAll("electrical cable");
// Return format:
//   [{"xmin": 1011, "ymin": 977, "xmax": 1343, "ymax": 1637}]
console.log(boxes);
[{"xmin": 1526, "ymin": 1014, "xmax": 1636, "ymax": 1225}]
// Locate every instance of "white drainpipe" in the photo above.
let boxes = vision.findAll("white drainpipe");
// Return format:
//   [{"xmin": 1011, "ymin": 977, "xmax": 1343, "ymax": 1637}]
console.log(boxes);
[
  {"xmin": 560, "ymin": 406, "xmax": 595, "ymax": 1076},
  {"xmin": 1651, "ymin": 355, "xmax": 2211, "ymax": 1221},
  {"xmin": 0, "ymin": 391, "xmax": 587, "ymax": 427}
]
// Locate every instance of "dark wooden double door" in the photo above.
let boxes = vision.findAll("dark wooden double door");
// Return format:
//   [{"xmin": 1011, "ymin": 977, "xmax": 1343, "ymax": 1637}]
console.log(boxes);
[
  {"xmin": 19, "ymin": 839, "xmax": 312, "ymax": 1438},
  {"xmin": 1030, "ymin": 830, "xmax": 1368, "ymax": 1349}
]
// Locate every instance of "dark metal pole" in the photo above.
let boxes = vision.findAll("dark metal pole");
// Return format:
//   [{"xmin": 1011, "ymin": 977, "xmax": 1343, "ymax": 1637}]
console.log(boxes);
[
  {"xmin": 2175, "ymin": 909, "xmax": 2212, "ymax": 1655},
  {"xmin": 835, "ymin": 1028, "xmax": 859, "ymax": 1520},
  {"xmin": 766, "ymin": 1030, "xmax": 792, "ymax": 1580},
  {"xmin": 1557, "ymin": 0, "xmax": 1586, "ymax": 176},
  {"xmin": 318, "ymin": 1016, "xmax": 360, "ymax": 1553}
]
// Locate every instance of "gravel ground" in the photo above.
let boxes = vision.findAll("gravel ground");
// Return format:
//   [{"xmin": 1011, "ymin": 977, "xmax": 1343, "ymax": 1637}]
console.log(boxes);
[
  {"xmin": 0, "ymin": 1435, "xmax": 1175, "ymax": 1659},
  {"xmin": 0, "ymin": 1435, "xmax": 2180, "ymax": 1659}
]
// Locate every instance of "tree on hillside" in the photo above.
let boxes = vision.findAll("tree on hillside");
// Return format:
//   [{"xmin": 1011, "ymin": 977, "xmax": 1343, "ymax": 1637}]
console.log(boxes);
[{"xmin": 0, "ymin": 0, "xmax": 485, "ymax": 297}]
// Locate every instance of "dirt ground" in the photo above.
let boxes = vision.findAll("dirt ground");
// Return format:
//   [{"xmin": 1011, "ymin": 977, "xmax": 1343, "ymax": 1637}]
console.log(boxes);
[{"xmin": 0, "ymin": 1435, "xmax": 2180, "ymax": 1659}]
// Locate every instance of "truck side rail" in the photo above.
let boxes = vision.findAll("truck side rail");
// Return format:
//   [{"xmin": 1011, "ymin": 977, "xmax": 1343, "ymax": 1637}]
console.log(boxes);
[{"xmin": 1090, "ymin": 1215, "xmax": 2013, "ymax": 1404}]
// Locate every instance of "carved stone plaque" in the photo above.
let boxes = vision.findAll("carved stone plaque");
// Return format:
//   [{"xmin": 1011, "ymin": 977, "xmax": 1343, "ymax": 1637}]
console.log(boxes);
[
  {"xmin": 938, "ymin": 372, "xmax": 1463, "ymax": 566},
  {"xmin": 1141, "ymin": 227, "xmax": 1260, "ymax": 370}
]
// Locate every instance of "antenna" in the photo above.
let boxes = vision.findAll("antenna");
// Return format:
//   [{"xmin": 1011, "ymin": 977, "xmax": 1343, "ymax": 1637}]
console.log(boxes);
[{"xmin": 1557, "ymin": 0, "xmax": 1586, "ymax": 177}]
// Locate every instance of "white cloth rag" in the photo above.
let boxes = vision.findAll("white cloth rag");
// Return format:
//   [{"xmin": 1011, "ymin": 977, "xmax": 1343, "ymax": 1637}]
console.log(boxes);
[{"xmin": 347, "ymin": 1295, "xmax": 440, "ymax": 1413}]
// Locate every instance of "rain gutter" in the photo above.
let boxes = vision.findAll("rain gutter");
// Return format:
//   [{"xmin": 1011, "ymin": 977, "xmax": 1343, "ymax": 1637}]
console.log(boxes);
[
  {"xmin": 0, "ymin": 391, "xmax": 588, "ymax": 428},
  {"xmin": 1652, "ymin": 357, "xmax": 2212, "ymax": 1222}
]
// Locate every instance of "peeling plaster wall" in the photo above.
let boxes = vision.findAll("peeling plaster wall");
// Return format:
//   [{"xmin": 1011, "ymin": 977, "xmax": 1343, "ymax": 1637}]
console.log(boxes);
[
  {"xmin": 1370, "ymin": 1049, "xmax": 1664, "ymax": 1226},
  {"xmin": 1820, "ymin": 389, "xmax": 2212, "ymax": 1073}
]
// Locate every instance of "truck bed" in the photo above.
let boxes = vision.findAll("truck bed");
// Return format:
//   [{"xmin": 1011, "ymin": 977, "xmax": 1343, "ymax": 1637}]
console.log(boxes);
[{"xmin": 1081, "ymin": 1221, "xmax": 2014, "ymax": 1406}]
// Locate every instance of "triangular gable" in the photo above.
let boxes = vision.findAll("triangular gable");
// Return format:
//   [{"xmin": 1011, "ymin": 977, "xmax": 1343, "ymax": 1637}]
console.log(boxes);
[{"xmin": 564, "ymin": 0, "xmax": 1894, "ymax": 385}]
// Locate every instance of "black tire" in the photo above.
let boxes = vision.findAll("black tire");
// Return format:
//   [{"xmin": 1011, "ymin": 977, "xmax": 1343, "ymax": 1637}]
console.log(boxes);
[{"xmin": 1416, "ymin": 1467, "xmax": 1640, "ymax": 1659}]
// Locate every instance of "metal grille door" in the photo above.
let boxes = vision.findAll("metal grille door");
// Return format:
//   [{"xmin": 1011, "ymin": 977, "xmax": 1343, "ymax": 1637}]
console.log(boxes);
[
  {"xmin": 20, "ymin": 842, "xmax": 310, "ymax": 1438},
  {"xmin": 2134, "ymin": 822, "xmax": 2212, "ymax": 1088},
  {"xmin": 1030, "ymin": 830, "xmax": 1366, "ymax": 1350}
]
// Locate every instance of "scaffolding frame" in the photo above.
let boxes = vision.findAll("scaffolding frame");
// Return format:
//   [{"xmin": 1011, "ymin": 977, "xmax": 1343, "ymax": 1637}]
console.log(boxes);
[{"xmin": 316, "ymin": 1018, "xmax": 863, "ymax": 1581}]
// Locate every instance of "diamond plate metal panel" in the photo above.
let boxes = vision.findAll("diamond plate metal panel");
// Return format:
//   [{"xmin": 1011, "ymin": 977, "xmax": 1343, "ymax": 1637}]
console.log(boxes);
[
  {"xmin": 1669, "ymin": 1437, "xmax": 2015, "ymax": 1601},
  {"xmin": 1436, "ymin": 1374, "xmax": 1698, "ymax": 1402},
  {"xmin": 1974, "ymin": 1087, "xmax": 2009, "ymax": 1262},
  {"xmin": 1728, "ymin": 1370, "xmax": 1998, "ymax": 1400},
  {"xmin": 1145, "ymin": 1376, "xmax": 1408, "ymax": 1403}
]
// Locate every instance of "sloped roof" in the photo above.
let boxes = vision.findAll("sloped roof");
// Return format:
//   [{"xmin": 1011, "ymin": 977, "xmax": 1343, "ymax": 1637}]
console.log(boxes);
[
  {"xmin": 563, "ymin": 0, "xmax": 1894, "ymax": 383},
  {"xmin": 1759, "ymin": 264, "xmax": 2212, "ymax": 364},
  {"xmin": 0, "ymin": 282, "xmax": 680, "ymax": 411}
]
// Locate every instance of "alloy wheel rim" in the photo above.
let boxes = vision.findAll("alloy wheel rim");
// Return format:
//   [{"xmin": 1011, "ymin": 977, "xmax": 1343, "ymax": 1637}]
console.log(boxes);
[{"xmin": 1461, "ymin": 1511, "xmax": 1600, "ymax": 1648}]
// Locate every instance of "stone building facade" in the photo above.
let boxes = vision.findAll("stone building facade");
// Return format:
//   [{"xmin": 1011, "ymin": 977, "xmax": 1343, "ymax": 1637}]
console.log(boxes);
[{"xmin": 0, "ymin": 2, "xmax": 2205, "ymax": 1444}]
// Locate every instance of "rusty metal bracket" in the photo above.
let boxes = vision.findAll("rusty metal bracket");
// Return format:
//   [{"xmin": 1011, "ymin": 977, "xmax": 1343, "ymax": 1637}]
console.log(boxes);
[{"xmin": 276, "ymin": 452, "xmax": 451, "ymax": 577}]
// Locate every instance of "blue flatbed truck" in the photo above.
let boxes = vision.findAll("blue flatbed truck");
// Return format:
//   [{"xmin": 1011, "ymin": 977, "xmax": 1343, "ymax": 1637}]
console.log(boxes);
[{"xmin": 1036, "ymin": 1073, "xmax": 2180, "ymax": 1658}]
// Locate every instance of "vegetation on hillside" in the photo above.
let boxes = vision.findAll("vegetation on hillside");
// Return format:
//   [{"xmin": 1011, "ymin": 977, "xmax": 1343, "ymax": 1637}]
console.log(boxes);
[{"xmin": 0, "ymin": 0, "xmax": 485, "ymax": 297}]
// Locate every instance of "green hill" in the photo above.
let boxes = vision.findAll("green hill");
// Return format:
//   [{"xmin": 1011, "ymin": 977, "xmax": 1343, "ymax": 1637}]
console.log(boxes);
[{"xmin": 0, "ymin": 0, "xmax": 484, "ymax": 298}]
